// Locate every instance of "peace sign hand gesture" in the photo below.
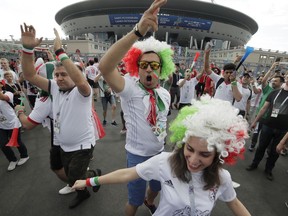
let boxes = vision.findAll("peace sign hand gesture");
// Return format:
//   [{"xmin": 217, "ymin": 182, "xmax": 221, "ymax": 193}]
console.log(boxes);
[{"xmin": 20, "ymin": 23, "xmax": 42, "ymax": 49}]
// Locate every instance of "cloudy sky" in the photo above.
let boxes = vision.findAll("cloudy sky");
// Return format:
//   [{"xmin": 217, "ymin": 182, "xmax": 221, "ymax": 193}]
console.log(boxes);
[{"xmin": 1, "ymin": 0, "xmax": 287, "ymax": 52}]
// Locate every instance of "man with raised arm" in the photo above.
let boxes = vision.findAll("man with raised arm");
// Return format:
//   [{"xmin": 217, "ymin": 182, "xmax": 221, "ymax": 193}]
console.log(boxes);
[
  {"xmin": 98, "ymin": 1, "xmax": 174, "ymax": 215},
  {"xmin": 20, "ymin": 25, "xmax": 100, "ymax": 209},
  {"xmin": 204, "ymin": 46, "xmax": 242, "ymax": 104}
]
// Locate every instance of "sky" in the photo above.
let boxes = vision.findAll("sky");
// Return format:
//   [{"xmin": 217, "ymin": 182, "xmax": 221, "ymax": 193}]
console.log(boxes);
[{"xmin": 1, "ymin": 0, "xmax": 287, "ymax": 52}]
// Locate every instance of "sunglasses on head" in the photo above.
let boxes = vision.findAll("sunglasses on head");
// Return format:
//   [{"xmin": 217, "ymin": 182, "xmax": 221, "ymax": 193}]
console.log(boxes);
[{"xmin": 138, "ymin": 61, "xmax": 161, "ymax": 70}]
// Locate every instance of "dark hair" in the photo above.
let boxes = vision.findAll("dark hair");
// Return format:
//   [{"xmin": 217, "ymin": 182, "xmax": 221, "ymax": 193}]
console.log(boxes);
[
  {"xmin": 88, "ymin": 59, "xmax": 94, "ymax": 65},
  {"xmin": 169, "ymin": 143, "xmax": 221, "ymax": 190},
  {"xmin": 223, "ymin": 63, "xmax": 236, "ymax": 71},
  {"xmin": 94, "ymin": 57, "xmax": 99, "ymax": 63},
  {"xmin": 274, "ymin": 75, "xmax": 285, "ymax": 83},
  {"xmin": 138, "ymin": 51, "xmax": 162, "ymax": 65}
]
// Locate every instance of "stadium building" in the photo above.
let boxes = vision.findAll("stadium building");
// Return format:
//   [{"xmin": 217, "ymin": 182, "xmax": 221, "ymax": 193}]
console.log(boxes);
[{"xmin": 55, "ymin": 0, "xmax": 258, "ymax": 50}]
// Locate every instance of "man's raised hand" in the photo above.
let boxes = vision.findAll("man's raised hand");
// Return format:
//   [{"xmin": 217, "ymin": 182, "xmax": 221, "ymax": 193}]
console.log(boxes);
[{"xmin": 20, "ymin": 23, "xmax": 42, "ymax": 49}]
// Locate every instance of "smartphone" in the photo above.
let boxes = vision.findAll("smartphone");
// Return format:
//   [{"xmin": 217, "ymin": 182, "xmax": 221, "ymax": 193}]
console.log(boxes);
[{"xmin": 34, "ymin": 47, "xmax": 49, "ymax": 60}]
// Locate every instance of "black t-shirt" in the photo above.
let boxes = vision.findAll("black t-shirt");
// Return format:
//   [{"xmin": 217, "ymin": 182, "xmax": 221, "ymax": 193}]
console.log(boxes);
[
  {"xmin": 262, "ymin": 89, "xmax": 288, "ymax": 130},
  {"xmin": 171, "ymin": 72, "xmax": 181, "ymax": 87}
]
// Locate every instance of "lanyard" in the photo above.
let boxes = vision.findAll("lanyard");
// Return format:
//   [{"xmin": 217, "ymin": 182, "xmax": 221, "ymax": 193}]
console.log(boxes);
[
  {"xmin": 188, "ymin": 180, "xmax": 196, "ymax": 215},
  {"xmin": 273, "ymin": 89, "xmax": 288, "ymax": 109}
]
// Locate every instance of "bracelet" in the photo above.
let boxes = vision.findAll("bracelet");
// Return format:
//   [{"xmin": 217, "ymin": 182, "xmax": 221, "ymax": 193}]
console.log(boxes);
[
  {"xmin": 55, "ymin": 48, "xmax": 65, "ymax": 56},
  {"xmin": 86, "ymin": 176, "xmax": 99, "ymax": 187},
  {"xmin": 231, "ymin": 81, "xmax": 237, "ymax": 86},
  {"xmin": 22, "ymin": 47, "xmax": 34, "ymax": 55},
  {"xmin": 16, "ymin": 110, "xmax": 24, "ymax": 117},
  {"xmin": 58, "ymin": 53, "xmax": 69, "ymax": 62},
  {"xmin": 133, "ymin": 23, "xmax": 144, "ymax": 38}
]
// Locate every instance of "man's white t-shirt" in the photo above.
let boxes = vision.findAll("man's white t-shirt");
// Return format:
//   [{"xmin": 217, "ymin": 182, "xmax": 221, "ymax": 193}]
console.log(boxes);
[
  {"xmin": 136, "ymin": 152, "xmax": 236, "ymax": 216},
  {"xmin": 0, "ymin": 91, "xmax": 21, "ymax": 129},
  {"xmin": 234, "ymin": 87, "xmax": 252, "ymax": 111},
  {"xmin": 118, "ymin": 77, "xmax": 170, "ymax": 156},
  {"xmin": 85, "ymin": 65, "xmax": 99, "ymax": 80},
  {"xmin": 178, "ymin": 77, "xmax": 198, "ymax": 104},
  {"xmin": 49, "ymin": 81, "xmax": 95, "ymax": 151},
  {"xmin": 209, "ymin": 72, "xmax": 242, "ymax": 104}
]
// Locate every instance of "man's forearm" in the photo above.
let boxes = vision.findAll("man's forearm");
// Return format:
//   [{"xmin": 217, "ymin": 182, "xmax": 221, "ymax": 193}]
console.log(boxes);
[{"xmin": 99, "ymin": 31, "xmax": 139, "ymax": 76}]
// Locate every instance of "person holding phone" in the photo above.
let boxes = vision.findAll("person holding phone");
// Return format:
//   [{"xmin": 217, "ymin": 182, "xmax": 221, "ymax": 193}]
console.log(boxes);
[{"xmin": 204, "ymin": 46, "xmax": 242, "ymax": 104}]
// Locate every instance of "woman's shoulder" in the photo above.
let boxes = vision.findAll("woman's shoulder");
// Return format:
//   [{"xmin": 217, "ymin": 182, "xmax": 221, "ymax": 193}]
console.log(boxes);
[{"xmin": 218, "ymin": 168, "xmax": 232, "ymax": 184}]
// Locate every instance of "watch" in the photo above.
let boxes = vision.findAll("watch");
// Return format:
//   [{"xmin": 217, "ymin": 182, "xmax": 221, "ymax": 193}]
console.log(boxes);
[{"xmin": 133, "ymin": 23, "xmax": 144, "ymax": 38}]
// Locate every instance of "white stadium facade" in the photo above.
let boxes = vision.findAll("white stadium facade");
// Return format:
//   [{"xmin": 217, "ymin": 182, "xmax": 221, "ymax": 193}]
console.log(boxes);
[{"xmin": 55, "ymin": 0, "xmax": 258, "ymax": 50}]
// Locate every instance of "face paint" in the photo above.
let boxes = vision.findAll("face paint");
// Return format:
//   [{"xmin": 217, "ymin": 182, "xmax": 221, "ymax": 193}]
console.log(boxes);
[{"xmin": 152, "ymin": 70, "xmax": 159, "ymax": 80}]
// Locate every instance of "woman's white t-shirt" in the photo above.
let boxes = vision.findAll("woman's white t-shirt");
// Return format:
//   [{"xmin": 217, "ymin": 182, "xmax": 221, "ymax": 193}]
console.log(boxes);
[{"xmin": 136, "ymin": 152, "xmax": 236, "ymax": 216}]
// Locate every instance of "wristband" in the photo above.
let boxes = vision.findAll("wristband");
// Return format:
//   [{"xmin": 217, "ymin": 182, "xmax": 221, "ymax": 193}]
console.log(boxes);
[
  {"xmin": 86, "ymin": 177, "xmax": 99, "ymax": 187},
  {"xmin": 231, "ymin": 81, "xmax": 237, "ymax": 86},
  {"xmin": 22, "ymin": 47, "xmax": 34, "ymax": 55},
  {"xmin": 86, "ymin": 178, "xmax": 92, "ymax": 187},
  {"xmin": 55, "ymin": 48, "xmax": 65, "ymax": 56},
  {"xmin": 58, "ymin": 53, "xmax": 69, "ymax": 62}
]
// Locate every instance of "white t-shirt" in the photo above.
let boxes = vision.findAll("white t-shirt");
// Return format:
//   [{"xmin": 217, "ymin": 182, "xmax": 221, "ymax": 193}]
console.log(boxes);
[
  {"xmin": 209, "ymin": 72, "xmax": 242, "ymax": 104},
  {"xmin": 28, "ymin": 96, "xmax": 60, "ymax": 146},
  {"xmin": 250, "ymin": 84, "xmax": 262, "ymax": 108},
  {"xmin": 178, "ymin": 77, "xmax": 198, "ymax": 104},
  {"xmin": 118, "ymin": 77, "xmax": 170, "ymax": 156},
  {"xmin": 0, "ymin": 91, "xmax": 21, "ymax": 129},
  {"xmin": 233, "ymin": 86, "xmax": 252, "ymax": 111},
  {"xmin": 85, "ymin": 65, "xmax": 99, "ymax": 80},
  {"xmin": 136, "ymin": 152, "xmax": 236, "ymax": 216},
  {"xmin": 49, "ymin": 81, "xmax": 95, "ymax": 151}
]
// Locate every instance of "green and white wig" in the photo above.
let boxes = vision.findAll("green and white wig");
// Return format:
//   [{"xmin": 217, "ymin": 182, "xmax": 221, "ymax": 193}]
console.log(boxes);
[
  {"xmin": 123, "ymin": 36, "xmax": 175, "ymax": 80},
  {"xmin": 169, "ymin": 96, "xmax": 249, "ymax": 165}
]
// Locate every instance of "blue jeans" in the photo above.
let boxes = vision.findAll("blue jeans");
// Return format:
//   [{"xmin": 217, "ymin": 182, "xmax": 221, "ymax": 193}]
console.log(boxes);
[
  {"xmin": 252, "ymin": 125, "xmax": 287, "ymax": 172},
  {"xmin": 126, "ymin": 151, "xmax": 161, "ymax": 206}
]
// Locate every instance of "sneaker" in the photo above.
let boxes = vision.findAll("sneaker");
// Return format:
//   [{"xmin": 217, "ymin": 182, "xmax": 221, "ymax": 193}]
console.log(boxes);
[
  {"xmin": 59, "ymin": 184, "xmax": 76, "ymax": 195},
  {"xmin": 248, "ymin": 146, "xmax": 255, "ymax": 152},
  {"xmin": 264, "ymin": 170, "xmax": 274, "ymax": 181},
  {"xmin": 7, "ymin": 161, "xmax": 18, "ymax": 171},
  {"xmin": 111, "ymin": 121, "xmax": 118, "ymax": 126},
  {"xmin": 17, "ymin": 157, "xmax": 29, "ymax": 166},
  {"xmin": 246, "ymin": 164, "xmax": 257, "ymax": 171},
  {"xmin": 120, "ymin": 129, "xmax": 127, "ymax": 134},
  {"xmin": 102, "ymin": 120, "xmax": 107, "ymax": 126},
  {"xmin": 144, "ymin": 199, "xmax": 157, "ymax": 215},
  {"xmin": 69, "ymin": 190, "xmax": 90, "ymax": 209},
  {"xmin": 280, "ymin": 149, "xmax": 287, "ymax": 156}
]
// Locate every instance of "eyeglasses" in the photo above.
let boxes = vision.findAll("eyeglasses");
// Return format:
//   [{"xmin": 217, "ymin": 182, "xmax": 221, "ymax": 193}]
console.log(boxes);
[{"xmin": 138, "ymin": 61, "xmax": 161, "ymax": 70}]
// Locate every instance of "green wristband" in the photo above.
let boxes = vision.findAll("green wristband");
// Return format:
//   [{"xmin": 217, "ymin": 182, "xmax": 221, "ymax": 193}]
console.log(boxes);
[
  {"xmin": 93, "ymin": 176, "xmax": 99, "ymax": 186},
  {"xmin": 231, "ymin": 81, "xmax": 237, "ymax": 86}
]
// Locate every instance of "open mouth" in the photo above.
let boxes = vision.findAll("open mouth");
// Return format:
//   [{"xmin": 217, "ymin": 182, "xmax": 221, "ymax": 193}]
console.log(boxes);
[{"xmin": 146, "ymin": 75, "xmax": 152, "ymax": 82}]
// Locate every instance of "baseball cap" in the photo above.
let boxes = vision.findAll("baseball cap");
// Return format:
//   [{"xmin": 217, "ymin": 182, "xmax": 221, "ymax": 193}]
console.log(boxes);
[{"xmin": 242, "ymin": 72, "xmax": 252, "ymax": 77}]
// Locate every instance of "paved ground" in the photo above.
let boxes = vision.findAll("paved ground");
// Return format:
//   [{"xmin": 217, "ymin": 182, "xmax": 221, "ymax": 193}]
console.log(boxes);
[{"xmin": 0, "ymin": 100, "xmax": 287, "ymax": 216}]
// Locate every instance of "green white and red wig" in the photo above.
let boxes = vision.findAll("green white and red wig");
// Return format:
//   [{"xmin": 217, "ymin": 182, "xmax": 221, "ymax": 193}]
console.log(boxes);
[
  {"xmin": 169, "ymin": 96, "xmax": 249, "ymax": 165},
  {"xmin": 123, "ymin": 37, "xmax": 175, "ymax": 79}
]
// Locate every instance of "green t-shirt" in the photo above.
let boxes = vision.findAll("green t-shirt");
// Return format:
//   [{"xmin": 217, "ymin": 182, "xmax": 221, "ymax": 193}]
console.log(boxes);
[{"xmin": 256, "ymin": 84, "xmax": 273, "ymax": 117}]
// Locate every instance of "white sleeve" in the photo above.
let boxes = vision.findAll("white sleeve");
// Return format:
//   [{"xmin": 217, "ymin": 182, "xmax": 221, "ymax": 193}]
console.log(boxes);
[
  {"xmin": 208, "ymin": 72, "xmax": 221, "ymax": 83},
  {"xmin": 136, "ymin": 153, "xmax": 163, "ymax": 181},
  {"xmin": 28, "ymin": 97, "xmax": 52, "ymax": 124},
  {"xmin": 218, "ymin": 170, "xmax": 237, "ymax": 202}
]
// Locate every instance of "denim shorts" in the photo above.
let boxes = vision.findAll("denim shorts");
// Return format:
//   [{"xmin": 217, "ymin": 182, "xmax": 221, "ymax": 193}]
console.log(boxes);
[{"xmin": 126, "ymin": 151, "xmax": 161, "ymax": 206}]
